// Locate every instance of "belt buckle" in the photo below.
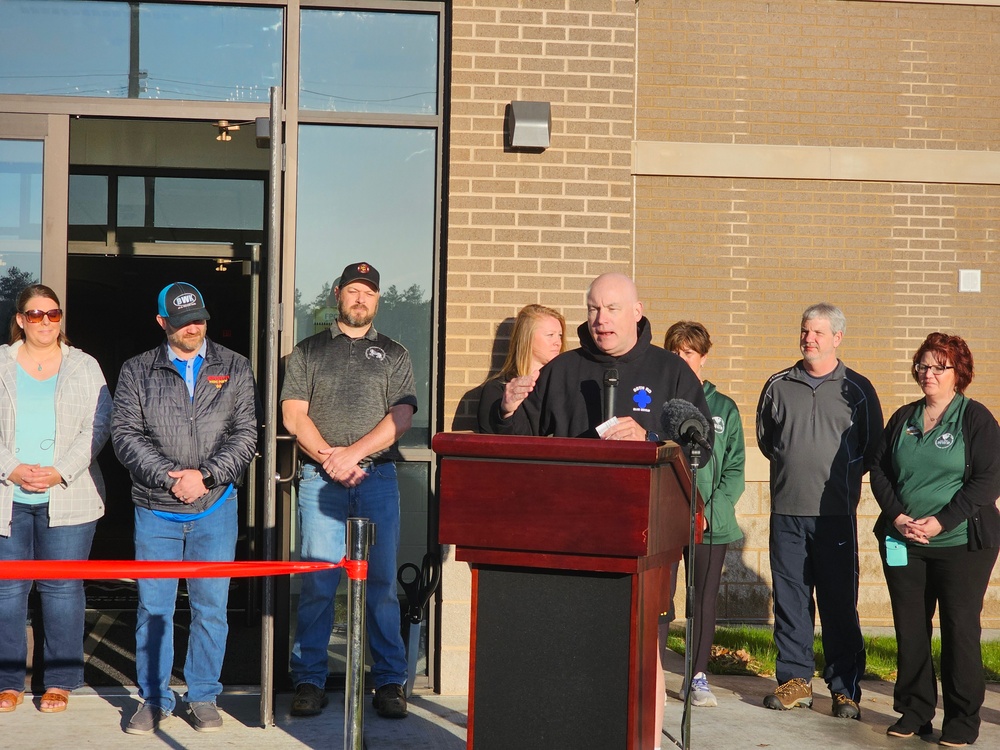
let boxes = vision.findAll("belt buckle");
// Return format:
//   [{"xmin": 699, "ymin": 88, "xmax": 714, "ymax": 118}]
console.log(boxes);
[{"xmin": 357, "ymin": 458, "xmax": 373, "ymax": 470}]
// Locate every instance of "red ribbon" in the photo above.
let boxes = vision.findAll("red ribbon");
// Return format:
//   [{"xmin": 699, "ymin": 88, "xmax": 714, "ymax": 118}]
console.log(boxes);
[{"xmin": 0, "ymin": 558, "xmax": 368, "ymax": 580}]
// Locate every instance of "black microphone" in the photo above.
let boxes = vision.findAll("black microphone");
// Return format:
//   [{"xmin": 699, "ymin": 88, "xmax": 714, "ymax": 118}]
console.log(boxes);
[
  {"xmin": 661, "ymin": 398, "xmax": 713, "ymax": 453},
  {"xmin": 602, "ymin": 368, "xmax": 619, "ymax": 422}
]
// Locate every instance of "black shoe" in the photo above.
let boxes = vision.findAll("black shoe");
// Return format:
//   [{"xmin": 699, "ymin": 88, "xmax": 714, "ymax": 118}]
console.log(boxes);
[
  {"xmin": 291, "ymin": 683, "xmax": 329, "ymax": 717},
  {"xmin": 887, "ymin": 720, "xmax": 933, "ymax": 738},
  {"xmin": 372, "ymin": 683, "xmax": 407, "ymax": 719}
]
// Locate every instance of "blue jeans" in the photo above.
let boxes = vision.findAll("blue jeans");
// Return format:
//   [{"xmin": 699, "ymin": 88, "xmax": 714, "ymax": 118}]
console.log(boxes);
[
  {"xmin": 0, "ymin": 502, "xmax": 96, "ymax": 692},
  {"xmin": 290, "ymin": 462, "xmax": 405, "ymax": 690},
  {"xmin": 133, "ymin": 495, "xmax": 237, "ymax": 712}
]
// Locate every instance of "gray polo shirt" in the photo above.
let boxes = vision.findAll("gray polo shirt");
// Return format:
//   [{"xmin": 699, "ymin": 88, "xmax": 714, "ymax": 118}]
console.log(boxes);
[{"xmin": 280, "ymin": 325, "xmax": 417, "ymax": 462}]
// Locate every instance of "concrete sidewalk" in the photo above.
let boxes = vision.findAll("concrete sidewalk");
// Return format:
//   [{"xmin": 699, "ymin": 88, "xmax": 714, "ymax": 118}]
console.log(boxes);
[
  {"xmin": 2, "ymin": 653, "xmax": 999, "ymax": 749},
  {"xmin": 660, "ymin": 647, "xmax": 1000, "ymax": 748}
]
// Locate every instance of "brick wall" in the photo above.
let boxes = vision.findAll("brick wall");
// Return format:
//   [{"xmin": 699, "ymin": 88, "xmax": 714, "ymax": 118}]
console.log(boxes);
[
  {"xmin": 440, "ymin": 0, "xmax": 1000, "ymax": 693},
  {"xmin": 447, "ymin": 0, "xmax": 638, "ymax": 433},
  {"xmin": 632, "ymin": 2, "xmax": 1000, "ymax": 630}
]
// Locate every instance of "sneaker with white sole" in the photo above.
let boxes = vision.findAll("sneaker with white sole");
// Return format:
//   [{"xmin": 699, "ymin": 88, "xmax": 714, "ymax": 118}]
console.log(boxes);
[{"xmin": 681, "ymin": 672, "xmax": 718, "ymax": 707}]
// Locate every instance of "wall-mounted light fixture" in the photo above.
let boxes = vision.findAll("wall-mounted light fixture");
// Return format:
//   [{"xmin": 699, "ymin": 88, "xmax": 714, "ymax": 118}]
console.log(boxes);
[
  {"xmin": 255, "ymin": 117, "xmax": 271, "ymax": 149},
  {"xmin": 211, "ymin": 119, "xmax": 257, "ymax": 142},
  {"xmin": 505, "ymin": 101, "xmax": 551, "ymax": 151}
]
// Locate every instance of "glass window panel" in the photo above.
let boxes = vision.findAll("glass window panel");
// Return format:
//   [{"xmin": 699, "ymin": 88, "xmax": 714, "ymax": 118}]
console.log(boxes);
[
  {"xmin": 294, "ymin": 125, "xmax": 436, "ymax": 447},
  {"xmin": 300, "ymin": 10, "xmax": 438, "ymax": 114},
  {"xmin": 0, "ymin": 1, "xmax": 282, "ymax": 101},
  {"xmin": 0, "ymin": 139, "xmax": 43, "ymax": 331},
  {"xmin": 117, "ymin": 176, "xmax": 264, "ymax": 230},
  {"xmin": 117, "ymin": 176, "xmax": 147, "ymax": 228},
  {"xmin": 151, "ymin": 177, "xmax": 264, "ymax": 230},
  {"xmin": 69, "ymin": 175, "xmax": 109, "ymax": 227}
]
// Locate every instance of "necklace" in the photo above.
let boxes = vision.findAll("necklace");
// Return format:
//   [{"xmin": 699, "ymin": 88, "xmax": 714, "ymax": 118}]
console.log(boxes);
[{"xmin": 22, "ymin": 346, "xmax": 59, "ymax": 373}]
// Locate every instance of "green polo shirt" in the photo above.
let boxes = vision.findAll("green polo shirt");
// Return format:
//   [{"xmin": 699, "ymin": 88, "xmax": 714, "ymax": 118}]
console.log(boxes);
[{"xmin": 890, "ymin": 394, "xmax": 968, "ymax": 547}]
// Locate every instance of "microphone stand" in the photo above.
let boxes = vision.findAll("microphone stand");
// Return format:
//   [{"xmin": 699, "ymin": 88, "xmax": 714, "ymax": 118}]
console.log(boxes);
[{"xmin": 680, "ymin": 443, "xmax": 700, "ymax": 750}]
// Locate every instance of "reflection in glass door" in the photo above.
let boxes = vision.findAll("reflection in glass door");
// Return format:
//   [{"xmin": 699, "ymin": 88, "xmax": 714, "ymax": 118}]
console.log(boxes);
[{"xmin": 0, "ymin": 139, "xmax": 43, "ymax": 322}]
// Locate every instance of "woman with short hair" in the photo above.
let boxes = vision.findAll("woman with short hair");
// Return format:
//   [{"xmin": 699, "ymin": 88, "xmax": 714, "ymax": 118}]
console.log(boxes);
[{"xmin": 870, "ymin": 332, "xmax": 1000, "ymax": 747}]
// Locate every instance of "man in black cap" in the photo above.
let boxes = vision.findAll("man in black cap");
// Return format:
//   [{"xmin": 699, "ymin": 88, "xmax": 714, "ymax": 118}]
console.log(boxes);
[
  {"xmin": 112, "ymin": 282, "xmax": 258, "ymax": 735},
  {"xmin": 281, "ymin": 262, "xmax": 417, "ymax": 719}
]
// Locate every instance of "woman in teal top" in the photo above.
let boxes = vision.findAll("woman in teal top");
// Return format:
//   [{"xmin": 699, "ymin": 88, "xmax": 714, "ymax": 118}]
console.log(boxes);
[
  {"xmin": 664, "ymin": 321, "xmax": 746, "ymax": 708},
  {"xmin": 870, "ymin": 333, "xmax": 1000, "ymax": 747},
  {"xmin": 0, "ymin": 285, "xmax": 112, "ymax": 714}
]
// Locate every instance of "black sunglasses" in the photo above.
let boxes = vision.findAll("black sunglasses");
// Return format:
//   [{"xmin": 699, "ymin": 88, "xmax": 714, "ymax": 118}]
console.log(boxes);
[{"xmin": 21, "ymin": 308, "xmax": 63, "ymax": 323}]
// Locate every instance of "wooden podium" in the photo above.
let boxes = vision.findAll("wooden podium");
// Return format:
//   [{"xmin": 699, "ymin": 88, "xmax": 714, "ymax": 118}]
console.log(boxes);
[{"xmin": 433, "ymin": 433, "xmax": 698, "ymax": 750}]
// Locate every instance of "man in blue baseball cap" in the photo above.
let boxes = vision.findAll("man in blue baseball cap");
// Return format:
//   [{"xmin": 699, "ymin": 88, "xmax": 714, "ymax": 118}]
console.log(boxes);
[{"xmin": 112, "ymin": 282, "xmax": 258, "ymax": 736}]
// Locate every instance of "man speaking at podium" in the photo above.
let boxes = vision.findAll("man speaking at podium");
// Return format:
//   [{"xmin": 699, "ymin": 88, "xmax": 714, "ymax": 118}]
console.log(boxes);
[
  {"xmin": 487, "ymin": 272, "xmax": 712, "ymax": 750},
  {"xmin": 488, "ymin": 272, "xmax": 710, "ymax": 442}
]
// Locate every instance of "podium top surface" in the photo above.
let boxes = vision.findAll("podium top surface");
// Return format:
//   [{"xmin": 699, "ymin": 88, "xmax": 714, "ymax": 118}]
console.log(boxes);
[{"xmin": 432, "ymin": 432, "xmax": 683, "ymax": 465}]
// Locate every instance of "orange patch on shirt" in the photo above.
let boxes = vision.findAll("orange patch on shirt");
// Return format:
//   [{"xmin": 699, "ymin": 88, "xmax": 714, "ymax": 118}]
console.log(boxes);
[{"xmin": 207, "ymin": 375, "xmax": 229, "ymax": 389}]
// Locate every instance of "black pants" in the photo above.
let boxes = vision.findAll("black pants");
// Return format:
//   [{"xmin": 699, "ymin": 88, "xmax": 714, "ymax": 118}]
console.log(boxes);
[
  {"xmin": 880, "ymin": 541, "xmax": 998, "ymax": 744},
  {"xmin": 769, "ymin": 514, "xmax": 866, "ymax": 701},
  {"xmin": 668, "ymin": 543, "xmax": 729, "ymax": 674}
]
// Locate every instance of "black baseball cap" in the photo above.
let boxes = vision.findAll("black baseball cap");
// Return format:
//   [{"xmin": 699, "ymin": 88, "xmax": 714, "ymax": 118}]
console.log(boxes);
[
  {"xmin": 337, "ymin": 262, "xmax": 380, "ymax": 292},
  {"xmin": 157, "ymin": 282, "xmax": 211, "ymax": 327}
]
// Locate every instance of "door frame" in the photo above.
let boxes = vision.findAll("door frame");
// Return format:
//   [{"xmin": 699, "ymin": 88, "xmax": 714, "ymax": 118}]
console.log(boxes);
[{"xmin": 0, "ymin": 112, "xmax": 70, "ymax": 297}]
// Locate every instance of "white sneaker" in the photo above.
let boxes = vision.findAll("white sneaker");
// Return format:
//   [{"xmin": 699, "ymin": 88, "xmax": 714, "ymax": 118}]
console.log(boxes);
[{"xmin": 682, "ymin": 672, "xmax": 718, "ymax": 707}]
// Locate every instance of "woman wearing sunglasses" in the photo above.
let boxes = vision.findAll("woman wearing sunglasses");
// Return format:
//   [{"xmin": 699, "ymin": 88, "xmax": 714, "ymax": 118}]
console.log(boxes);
[
  {"xmin": 869, "ymin": 332, "xmax": 1000, "ymax": 747},
  {"xmin": 0, "ymin": 284, "xmax": 112, "ymax": 714}
]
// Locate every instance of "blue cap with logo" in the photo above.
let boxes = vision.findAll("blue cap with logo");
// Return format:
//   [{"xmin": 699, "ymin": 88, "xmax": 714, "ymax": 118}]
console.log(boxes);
[{"xmin": 157, "ymin": 282, "xmax": 211, "ymax": 327}]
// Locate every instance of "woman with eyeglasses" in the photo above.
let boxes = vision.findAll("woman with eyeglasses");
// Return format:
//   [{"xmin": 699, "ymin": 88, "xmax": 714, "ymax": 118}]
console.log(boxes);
[
  {"xmin": 0, "ymin": 284, "xmax": 112, "ymax": 714},
  {"xmin": 869, "ymin": 332, "xmax": 1000, "ymax": 747}
]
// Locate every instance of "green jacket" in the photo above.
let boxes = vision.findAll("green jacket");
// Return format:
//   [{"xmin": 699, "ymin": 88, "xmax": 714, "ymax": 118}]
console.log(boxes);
[{"xmin": 696, "ymin": 381, "xmax": 745, "ymax": 545}]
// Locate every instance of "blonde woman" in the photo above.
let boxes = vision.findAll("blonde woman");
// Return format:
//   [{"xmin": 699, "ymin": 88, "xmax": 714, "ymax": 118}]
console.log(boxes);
[{"xmin": 477, "ymin": 304, "xmax": 565, "ymax": 433}]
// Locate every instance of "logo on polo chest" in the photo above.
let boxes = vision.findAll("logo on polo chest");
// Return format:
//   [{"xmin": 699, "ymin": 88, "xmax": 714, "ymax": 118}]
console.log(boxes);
[
  {"xmin": 935, "ymin": 432, "xmax": 955, "ymax": 449},
  {"xmin": 366, "ymin": 346, "xmax": 386, "ymax": 361},
  {"xmin": 207, "ymin": 375, "xmax": 229, "ymax": 390}
]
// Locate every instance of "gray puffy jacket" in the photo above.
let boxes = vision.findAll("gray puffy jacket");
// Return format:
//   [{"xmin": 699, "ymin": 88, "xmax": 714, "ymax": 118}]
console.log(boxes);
[{"xmin": 111, "ymin": 339, "xmax": 258, "ymax": 513}]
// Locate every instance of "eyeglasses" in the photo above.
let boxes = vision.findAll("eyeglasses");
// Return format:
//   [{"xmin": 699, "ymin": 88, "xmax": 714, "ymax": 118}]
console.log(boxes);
[
  {"xmin": 20, "ymin": 308, "xmax": 63, "ymax": 323},
  {"xmin": 914, "ymin": 363, "xmax": 954, "ymax": 375}
]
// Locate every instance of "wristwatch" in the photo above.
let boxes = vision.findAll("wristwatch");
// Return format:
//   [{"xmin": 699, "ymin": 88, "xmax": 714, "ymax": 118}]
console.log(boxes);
[{"xmin": 200, "ymin": 469, "xmax": 217, "ymax": 490}]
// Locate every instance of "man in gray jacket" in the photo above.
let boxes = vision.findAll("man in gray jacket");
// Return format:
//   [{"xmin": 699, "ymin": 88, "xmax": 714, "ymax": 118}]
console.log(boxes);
[
  {"xmin": 756, "ymin": 303, "xmax": 882, "ymax": 721},
  {"xmin": 112, "ymin": 282, "xmax": 258, "ymax": 736}
]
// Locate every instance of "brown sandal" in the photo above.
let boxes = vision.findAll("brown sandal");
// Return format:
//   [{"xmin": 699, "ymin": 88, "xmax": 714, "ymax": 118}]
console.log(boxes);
[
  {"xmin": 39, "ymin": 690, "xmax": 69, "ymax": 713},
  {"xmin": 0, "ymin": 689, "xmax": 24, "ymax": 712}
]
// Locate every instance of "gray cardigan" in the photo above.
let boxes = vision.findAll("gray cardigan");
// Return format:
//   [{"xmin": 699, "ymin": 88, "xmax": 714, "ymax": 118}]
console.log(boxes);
[{"xmin": 0, "ymin": 341, "xmax": 112, "ymax": 535}]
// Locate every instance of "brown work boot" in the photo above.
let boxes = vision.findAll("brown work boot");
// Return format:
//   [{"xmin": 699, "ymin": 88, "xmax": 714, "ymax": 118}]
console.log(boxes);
[
  {"xmin": 762, "ymin": 678, "xmax": 813, "ymax": 710},
  {"xmin": 832, "ymin": 693, "xmax": 861, "ymax": 719}
]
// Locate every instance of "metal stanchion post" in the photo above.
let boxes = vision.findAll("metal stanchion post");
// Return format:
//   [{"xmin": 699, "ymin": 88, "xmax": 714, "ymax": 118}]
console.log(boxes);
[
  {"xmin": 344, "ymin": 517, "xmax": 373, "ymax": 750},
  {"xmin": 680, "ymin": 445, "xmax": 701, "ymax": 750}
]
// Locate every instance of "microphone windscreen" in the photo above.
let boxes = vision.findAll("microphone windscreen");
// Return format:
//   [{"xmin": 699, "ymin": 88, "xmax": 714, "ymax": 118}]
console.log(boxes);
[
  {"xmin": 661, "ymin": 398, "xmax": 709, "ymax": 442},
  {"xmin": 603, "ymin": 368, "xmax": 619, "ymax": 386}
]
